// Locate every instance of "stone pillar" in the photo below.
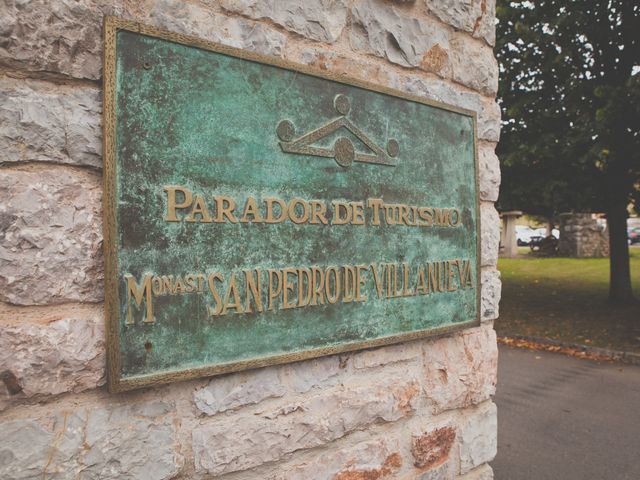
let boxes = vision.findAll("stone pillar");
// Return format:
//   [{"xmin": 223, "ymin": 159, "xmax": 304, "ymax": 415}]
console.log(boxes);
[
  {"xmin": 558, "ymin": 213, "xmax": 609, "ymax": 258},
  {"xmin": 500, "ymin": 211, "xmax": 522, "ymax": 258},
  {"xmin": 0, "ymin": 1, "xmax": 501, "ymax": 479}
]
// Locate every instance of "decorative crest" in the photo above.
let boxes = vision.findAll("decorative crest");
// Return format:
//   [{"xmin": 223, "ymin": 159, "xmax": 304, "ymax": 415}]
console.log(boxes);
[{"xmin": 276, "ymin": 94, "xmax": 399, "ymax": 168}]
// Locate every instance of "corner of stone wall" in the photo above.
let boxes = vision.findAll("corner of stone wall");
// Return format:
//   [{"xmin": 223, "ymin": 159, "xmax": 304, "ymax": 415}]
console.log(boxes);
[{"xmin": 0, "ymin": 1, "xmax": 501, "ymax": 478}]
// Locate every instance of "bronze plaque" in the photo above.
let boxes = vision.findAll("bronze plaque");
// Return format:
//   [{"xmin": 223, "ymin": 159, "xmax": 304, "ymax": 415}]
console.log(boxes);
[{"xmin": 103, "ymin": 17, "xmax": 480, "ymax": 392}]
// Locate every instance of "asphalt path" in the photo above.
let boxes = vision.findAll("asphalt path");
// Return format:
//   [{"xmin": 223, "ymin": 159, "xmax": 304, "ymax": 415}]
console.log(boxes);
[{"xmin": 492, "ymin": 345, "xmax": 640, "ymax": 480}]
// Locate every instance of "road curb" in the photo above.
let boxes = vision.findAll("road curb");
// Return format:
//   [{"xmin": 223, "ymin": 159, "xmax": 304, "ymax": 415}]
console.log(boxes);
[{"xmin": 498, "ymin": 333, "xmax": 640, "ymax": 366}]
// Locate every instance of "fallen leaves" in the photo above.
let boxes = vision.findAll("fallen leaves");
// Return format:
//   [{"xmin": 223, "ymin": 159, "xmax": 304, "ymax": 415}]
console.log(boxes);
[{"xmin": 498, "ymin": 336, "xmax": 615, "ymax": 363}]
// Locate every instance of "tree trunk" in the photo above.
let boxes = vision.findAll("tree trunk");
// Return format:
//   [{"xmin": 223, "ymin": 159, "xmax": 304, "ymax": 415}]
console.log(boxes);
[
  {"xmin": 607, "ymin": 203, "xmax": 634, "ymax": 303},
  {"xmin": 546, "ymin": 218, "xmax": 554, "ymax": 237}
]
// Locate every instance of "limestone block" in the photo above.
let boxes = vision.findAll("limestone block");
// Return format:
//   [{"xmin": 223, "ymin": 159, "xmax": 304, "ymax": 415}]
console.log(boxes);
[
  {"xmin": 0, "ymin": 0, "xmax": 286, "ymax": 81},
  {"xmin": 478, "ymin": 99, "xmax": 501, "ymax": 142},
  {"xmin": 279, "ymin": 437, "xmax": 403, "ymax": 480},
  {"xmin": 81, "ymin": 401, "xmax": 181, "ymax": 479},
  {"xmin": 0, "ymin": 0, "xmax": 121, "ymax": 80},
  {"xmin": 403, "ymin": 76, "xmax": 501, "ymax": 142},
  {"xmin": 422, "ymin": 326, "xmax": 497, "ymax": 414},
  {"xmin": 480, "ymin": 202, "xmax": 500, "ymax": 267},
  {"xmin": 298, "ymin": 46, "xmax": 403, "ymax": 90},
  {"xmin": 478, "ymin": 142, "xmax": 500, "ymax": 202},
  {"xmin": 448, "ymin": 34, "xmax": 499, "ymax": 95},
  {"xmin": 141, "ymin": 0, "xmax": 286, "ymax": 58},
  {"xmin": 0, "ymin": 77, "xmax": 101, "ymax": 168},
  {"xmin": 458, "ymin": 401, "xmax": 498, "ymax": 474},
  {"xmin": 0, "ymin": 167, "xmax": 103, "ymax": 305},
  {"xmin": 194, "ymin": 367, "xmax": 286, "ymax": 416},
  {"xmin": 411, "ymin": 426, "xmax": 456, "ymax": 470},
  {"xmin": 416, "ymin": 462, "xmax": 453, "ymax": 480},
  {"xmin": 220, "ymin": 0, "xmax": 348, "ymax": 43},
  {"xmin": 351, "ymin": 1, "xmax": 497, "ymax": 94},
  {"xmin": 0, "ymin": 419, "xmax": 55, "ymax": 480},
  {"xmin": 460, "ymin": 463, "xmax": 494, "ymax": 479},
  {"xmin": 0, "ymin": 401, "xmax": 182, "ymax": 480},
  {"xmin": 0, "ymin": 307, "xmax": 104, "ymax": 409},
  {"xmin": 351, "ymin": 339, "xmax": 422, "ymax": 369},
  {"xmin": 281, "ymin": 355, "xmax": 342, "ymax": 395},
  {"xmin": 350, "ymin": 0, "xmax": 451, "ymax": 73},
  {"xmin": 481, "ymin": 268, "xmax": 501, "ymax": 322},
  {"xmin": 194, "ymin": 355, "xmax": 341, "ymax": 416},
  {"xmin": 192, "ymin": 378, "xmax": 419, "ymax": 475},
  {"xmin": 425, "ymin": 0, "xmax": 496, "ymax": 46},
  {"xmin": 473, "ymin": 0, "xmax": 497, "ymax": 46}
]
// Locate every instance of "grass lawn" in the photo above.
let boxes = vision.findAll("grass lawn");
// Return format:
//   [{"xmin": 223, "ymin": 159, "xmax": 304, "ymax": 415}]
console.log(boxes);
[{"xmin": 496, "ymin": 247, "xmax": 640, "ymax": 354}]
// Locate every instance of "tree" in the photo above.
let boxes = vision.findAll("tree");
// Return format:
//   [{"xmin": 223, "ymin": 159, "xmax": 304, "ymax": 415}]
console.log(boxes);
[{"xmin": 496, "ymin": 0, "xmax": 640, "ymax": 302}]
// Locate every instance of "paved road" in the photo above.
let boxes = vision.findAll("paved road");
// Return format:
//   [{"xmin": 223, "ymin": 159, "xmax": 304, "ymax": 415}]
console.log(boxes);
[{"xmin": 492, "ymin": 346, "xmax": 640, "ymax": 480}]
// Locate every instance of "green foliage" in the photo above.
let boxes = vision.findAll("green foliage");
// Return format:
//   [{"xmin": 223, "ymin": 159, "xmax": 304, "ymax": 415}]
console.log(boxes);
[{"xmin": 496, "ymin": 0, "xmax": 640, "ymax": 217}]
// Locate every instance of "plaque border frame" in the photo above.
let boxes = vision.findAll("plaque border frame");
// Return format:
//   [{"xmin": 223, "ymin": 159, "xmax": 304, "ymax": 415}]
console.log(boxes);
[{"xmin": 103, "ymin": 15, "xmax": 482, "ymax": 393}]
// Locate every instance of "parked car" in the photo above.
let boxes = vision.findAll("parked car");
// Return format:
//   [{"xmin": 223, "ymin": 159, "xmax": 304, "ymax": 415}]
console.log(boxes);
[
  {"xmin": 515, "ymin": 226, "xmax": 537, "ymax": 246},
  {"xmin": 516, "ymin": 226, "xmax": 555, "ymax": 246},
  {"xmin": 529, "ymin": 235, "xmax": 559, "ymax": 255},
  {"xmin": 528, "ymin": 235, "xmax": 545, "ymax": 250},
  {"xmin": 629, "ymin": 226, "xmax": 640, "ymax": 245}
]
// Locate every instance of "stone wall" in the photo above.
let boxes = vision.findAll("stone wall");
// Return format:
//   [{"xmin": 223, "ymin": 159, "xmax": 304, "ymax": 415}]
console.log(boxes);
[
  {"xmin": 558, "ymin": 213, "xmax": 609, "ymax": 258},
  {"xmin": 0, "ymin": 1, "xmax": 501, "ymax": 478}
]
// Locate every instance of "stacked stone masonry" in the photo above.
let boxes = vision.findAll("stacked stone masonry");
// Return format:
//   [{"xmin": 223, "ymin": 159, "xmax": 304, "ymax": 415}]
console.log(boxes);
[
  {"xmin": 0, "ymin": 0, "xmax": 501, "ymax": 478},
  {"xmin": 558, "ymin": 213, "xmax": 609, "ymax": 258}
]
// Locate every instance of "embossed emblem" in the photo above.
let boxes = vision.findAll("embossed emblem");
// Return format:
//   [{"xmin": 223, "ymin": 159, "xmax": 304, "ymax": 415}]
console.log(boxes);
[{"xmin": 277, "ymin": 94, "xmax": 399, "ymax": 168}]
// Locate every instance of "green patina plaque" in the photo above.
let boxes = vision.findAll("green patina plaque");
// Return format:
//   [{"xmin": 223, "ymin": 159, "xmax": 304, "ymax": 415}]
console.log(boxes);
[{"xmin": 103, "ymin": 18, "xmax": 480, "ymax": 392}]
